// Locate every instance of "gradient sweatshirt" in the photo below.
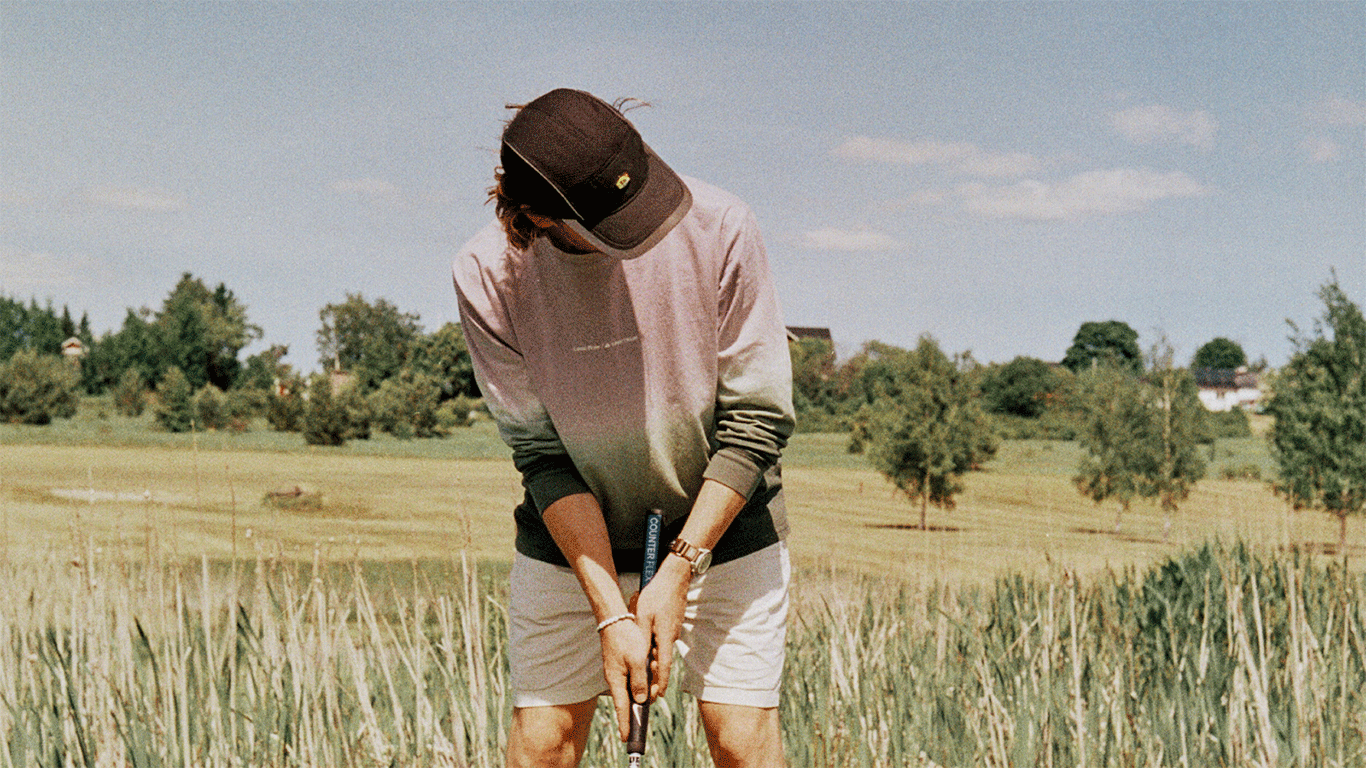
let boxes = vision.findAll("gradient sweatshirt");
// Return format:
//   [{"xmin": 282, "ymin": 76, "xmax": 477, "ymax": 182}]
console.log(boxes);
[{"xmin": 452, "ymin": 177, "xmax": 795, "ymax": 570}]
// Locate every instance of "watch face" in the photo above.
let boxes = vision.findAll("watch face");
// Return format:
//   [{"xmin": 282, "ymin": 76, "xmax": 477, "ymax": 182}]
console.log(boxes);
[{"xmin": 694, "ymin": 549, "xmax": 712, "ymax": 575}]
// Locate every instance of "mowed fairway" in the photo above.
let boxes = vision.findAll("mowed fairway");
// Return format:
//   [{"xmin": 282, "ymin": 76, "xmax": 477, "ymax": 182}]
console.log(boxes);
[{"xmin": 3, "ymin": 425, "xmax": 1358, "ymax": 580}]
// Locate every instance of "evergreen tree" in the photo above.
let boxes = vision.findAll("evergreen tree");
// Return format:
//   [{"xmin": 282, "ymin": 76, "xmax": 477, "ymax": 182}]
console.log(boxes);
[
  {"xmin": 155, "ymin": 274, "xmax": 262, "ymax": 390},
  {"xmin": 0, "ymin": 350, "xmax": 80, "ymax": 424},
  {"xmin": 112, "ymin": 367, "xmax": 147, "ymax": 417},
  {"xmin": 266, "ymin": 373, "xmax": 306, "ymax": 432},
  {"xmin": 154, "ymin": 366, "xmax": 195, "ymax": 433},
  {"xmin": 302, "ymin": 373, "xmax": 348, "ymax": 446},
  {"xmin": 370, "ymin": 369, "xmax": 447, "ymax": 439},
  {"xmin": 193, "ymin": 384, "xmax": 229, "ymax": 431}
]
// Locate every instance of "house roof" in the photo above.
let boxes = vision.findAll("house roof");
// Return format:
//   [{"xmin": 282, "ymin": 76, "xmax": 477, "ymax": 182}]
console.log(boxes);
[
  {"xmin": 786, "ymin": 326, "xmax": 832, "ymax": 342},
  {"xmin": 1193, "ymin": 367, "xmax": 1260, "ymax": 389}
]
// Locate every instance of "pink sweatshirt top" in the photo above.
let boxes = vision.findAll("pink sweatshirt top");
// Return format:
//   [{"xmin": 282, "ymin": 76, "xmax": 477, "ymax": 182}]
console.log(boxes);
[{"xmin": 453, "ymin": 177, "xmax": 794, "ymax": 568}]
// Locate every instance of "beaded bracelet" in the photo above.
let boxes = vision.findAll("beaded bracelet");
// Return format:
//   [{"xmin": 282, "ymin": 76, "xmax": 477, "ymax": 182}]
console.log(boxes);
[{"xmin": 596, "ymin": 612, "xmax": 636, "ymax": 632}]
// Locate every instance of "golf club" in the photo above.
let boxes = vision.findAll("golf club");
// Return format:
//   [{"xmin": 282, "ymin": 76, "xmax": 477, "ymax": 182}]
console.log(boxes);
[{"xmin": 626, "ymin": 509, "xmax": 663, "ymax": 767}]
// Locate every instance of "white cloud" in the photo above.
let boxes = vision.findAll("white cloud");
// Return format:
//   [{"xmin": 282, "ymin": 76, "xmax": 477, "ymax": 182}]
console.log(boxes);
[
  {"xmin": 82, "ymin": 186, "xmax": 186, "ymax": 213},
  {"xmin": 833, "ymin": 136, "xmax": 1042, "ymax": 177},
  {"xmin": 802, "ymin": 228, "xmax": 899, "ymax": 252},
  {"xmin": 955, "ymin": 168, "xmax": 1212, "ymax": 221},
  {"xmin": 1302, "ymin": 136, "xmax": 1342, "ymax": 164},
  {"xmin": 0, "ymin": 247, "xmax": 102, "ymax": 290},
  {"xmin": 1313, "ymin": 95, "xmax": 1366, "ymax": 127},
  {"xmin": 1111, "ymin": 105, "xmax": 1218, "ymax": 149}
]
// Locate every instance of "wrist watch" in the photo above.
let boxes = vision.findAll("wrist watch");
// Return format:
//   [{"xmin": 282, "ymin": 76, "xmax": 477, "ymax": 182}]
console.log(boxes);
[{"xmin": 668, "ymin": 537, "xmax": 712, "ymax": 576}]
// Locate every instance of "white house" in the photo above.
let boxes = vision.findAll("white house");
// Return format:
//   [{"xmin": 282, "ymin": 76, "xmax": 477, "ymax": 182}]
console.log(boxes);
[{"xmin": 1194, "ymin": 367, "xmax": 1263, "ymax": 412}]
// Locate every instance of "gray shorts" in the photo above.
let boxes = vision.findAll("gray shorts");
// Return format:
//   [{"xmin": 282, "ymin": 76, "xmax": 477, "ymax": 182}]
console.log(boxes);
[{"xmin": 508, "ymin": 542, "xmax": 790, "ymax": 709}]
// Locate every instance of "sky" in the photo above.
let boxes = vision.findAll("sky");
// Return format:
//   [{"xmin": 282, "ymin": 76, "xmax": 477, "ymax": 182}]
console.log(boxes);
[{"xmin": 2, "ymin": 2, "xmax": 1363, "ymax": 373}]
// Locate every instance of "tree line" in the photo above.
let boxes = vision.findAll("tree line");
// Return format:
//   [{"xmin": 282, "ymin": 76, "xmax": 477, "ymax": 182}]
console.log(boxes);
[
  {"xmin": 2, "ymin": 273, "xmax": 1361, "ymax": 549},
  {"xmin": 0, "ymin": 273, "xmax": 478, "ymax": 443},
  {"xmin": 790, "ymin": 276, "xmax": 1363, "ymax": 550}
]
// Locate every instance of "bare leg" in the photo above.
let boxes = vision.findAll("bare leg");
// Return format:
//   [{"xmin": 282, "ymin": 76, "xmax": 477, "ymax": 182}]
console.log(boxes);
[
  {"xmin": 506, "ymin": 699, "xmax": 597, "ymax": 768},
  {"xmin": 698, "ymin": 701, "xmax": 786, "ymax": 768}
]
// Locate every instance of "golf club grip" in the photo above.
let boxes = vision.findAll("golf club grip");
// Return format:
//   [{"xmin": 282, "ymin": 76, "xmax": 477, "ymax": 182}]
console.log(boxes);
[{"xmin": 627, "ymin": 510, "xmax": 664, "ymax": 757}]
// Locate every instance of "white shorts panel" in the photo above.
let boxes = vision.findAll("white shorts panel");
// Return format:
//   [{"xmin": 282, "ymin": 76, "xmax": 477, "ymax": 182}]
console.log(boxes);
[{"xmin": 508, "ymin": 542, "xmax": 790, "ymax": 709}]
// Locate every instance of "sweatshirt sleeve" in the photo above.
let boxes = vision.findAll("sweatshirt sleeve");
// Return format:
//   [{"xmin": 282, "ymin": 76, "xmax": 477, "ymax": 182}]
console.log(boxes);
[
  {"xmin": 702, "ymin": 207, "xmax": 796, "ymax": 498},
  {"xmin": 452, "ymin": 237, "xmax": 590, "ymax": 515}
]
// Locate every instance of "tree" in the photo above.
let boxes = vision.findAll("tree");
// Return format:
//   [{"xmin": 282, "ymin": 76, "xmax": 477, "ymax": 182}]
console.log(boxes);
[
  {"xmin": 155, "ymin": 274, "xmax": 262, "ymax": 390},
  {"xmin": 266, "ymin": 372, "xmax": 306, "ymax": 432},
  {"xmin": 980, "ymin": 356, "xmax": 1060, "ymax": 418},
  {"xmin": 409, "ymin": 322, "xmax": 479, "ymax": 399},
  {"xmin": 81, "ymin": 309, "xmax": 160, "ymax": 394},
  {"xmin": 1266, "ymin": 276, "xmax": 1366, "ymax": 552},
  {"xmin": 789, "ymin": 336, "xmax": 839, "ymax": 430},
  {"xmin": 1191, "ymin": 337, "xmax": 1247, "ymax": 370},
  {"xmin": 302, "ymin": 374, "xmax": 349, "ymax": 446},
  {"xmin": 193, "ymin": 384, "xmax": 229, "ymax": 431},
  {"xmin": 154, "ymin": 366, "xmax": 195, "ymax": 433},
  {"xmin": 0, "ymin": 350, "xmax": 80, "ymax": 424},
  {"xmin": 112, "ymin": 367, "xmax": 147, "ymax": 417},
  {"xmin": 239, "ymin": 344, "xmax": 290, "ymax": 391},
  {"xmin": 370, "ymin": 369, "xmax": 447, "ymax": 439},
  {"xmin": 316, "ymin": 294, "xmax": 422, "ymax": 392},
  {"xmin": 0, "ymin": 296, "xmax": 67, "ymax": 360},
  {"xmin": 862, "ymin": 337, "xmax": 998, "ymax": 530},
  {"xmin": 1146, "ymin": 342, "xmax": 1208, "ymax": 542},
  {"xmin": 1061, "ymin": 320, "xmax": 1142, "ymax": 374},
  {"xmin": 1074, "ymin": 366, "xmax": 1156, "ymax": 533}
]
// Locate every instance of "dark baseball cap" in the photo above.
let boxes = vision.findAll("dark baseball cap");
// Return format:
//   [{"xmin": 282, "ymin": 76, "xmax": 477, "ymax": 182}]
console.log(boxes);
[{"xmin": 500, "ymin": 88, "xmax": 693, "ymax": 259}]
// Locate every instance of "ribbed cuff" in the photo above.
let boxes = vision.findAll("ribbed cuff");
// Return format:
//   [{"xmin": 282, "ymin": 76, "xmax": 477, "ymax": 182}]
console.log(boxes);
[
  {"xmin": 519, "ymin": 454, "xmax": 591, "ymax": 516},
  {"xmin": 702, "ymin": 447, "xmax": 765, "ymax": 500}
]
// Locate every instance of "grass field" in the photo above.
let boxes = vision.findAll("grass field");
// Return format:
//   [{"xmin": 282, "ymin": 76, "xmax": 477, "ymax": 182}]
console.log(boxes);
[
  {"xmin": 1, "ymin": 414, "xmax": 1357, "ymax": 583},
  {"xmin": 2, "ymin": 409, "xmax": 1364, "ymax": 765}
]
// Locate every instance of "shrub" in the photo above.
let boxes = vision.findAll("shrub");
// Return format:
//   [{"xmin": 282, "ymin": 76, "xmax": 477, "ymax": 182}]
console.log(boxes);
[
  {"xmin": 1219, "ymin": 463, "xmax": 1263, "ymax": 481},
  {"xmin": 437, "ymin": 395, "xmax": 476, "ymax": 431},
  {"xmin": 154, "ymin": 366, "xmax": 195, "ymax": 432},
  {"xmin": 302, "ymin": 373, "xmax": 348, "ymax": 446},
  {"xmin": 111, "ymin": 367, "xmax": 146, "ymax": 417},
  {"xmin": 266, "ymin": 375, "xmax": 305, "ymax": 432},
  {"xmin": 193, "ymin": 384, "xmax": 229, "ymax": 431},
  {"xmin": 224, "ymin": 388, "xmax": 267, "ymax": 432},
  {"xmin": 370, "ymin": 370, "xmax": 446, "ymax": 439},
  {"xmin": 0, "ymin": 350, "xmax": 80, "ymax": 424},
  {"xmin": 1205, "ymin": 407, "xmax": 1252, "ymax": 439},
  {"xmin": 338, "ymin": 384, "xmax": 373, "ymax": 440}
]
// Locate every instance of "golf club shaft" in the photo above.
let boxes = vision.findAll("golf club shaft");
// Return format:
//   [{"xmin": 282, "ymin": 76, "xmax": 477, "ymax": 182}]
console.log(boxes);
[{"xmin": 626, "ymin": 510, "xmax": 664, "ymax": 762}]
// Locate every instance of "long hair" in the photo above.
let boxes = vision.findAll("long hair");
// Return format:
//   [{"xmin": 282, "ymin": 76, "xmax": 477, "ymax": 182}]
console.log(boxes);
[
  {"xmin": 487, "ymin": 170, "xmax": 539, "ymax": 251},
  {"xmin": 488, "ymin": 97, "xmax": 650, "ymax": 251}
]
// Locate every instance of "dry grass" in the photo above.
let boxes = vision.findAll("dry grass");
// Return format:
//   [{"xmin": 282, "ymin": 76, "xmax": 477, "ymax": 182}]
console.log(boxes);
[
  {"xmin": 3, "ymin": 439, "xmax": 1359, "ymax": 587},
  {"xmin": 3, "ymin": 434, "xmax": 1364, "ymax": 766}
]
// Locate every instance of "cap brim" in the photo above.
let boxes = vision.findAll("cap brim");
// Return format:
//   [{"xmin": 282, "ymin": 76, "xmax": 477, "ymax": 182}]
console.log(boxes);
[{"xmin": 564, "ymin": 146, "xmax": 692, "ymax": 260}]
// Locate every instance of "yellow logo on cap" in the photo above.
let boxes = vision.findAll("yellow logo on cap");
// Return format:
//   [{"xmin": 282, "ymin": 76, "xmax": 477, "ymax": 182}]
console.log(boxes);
[{"xmin": 616, "ymin": 173, "xmax": 631, "ymax": 190}]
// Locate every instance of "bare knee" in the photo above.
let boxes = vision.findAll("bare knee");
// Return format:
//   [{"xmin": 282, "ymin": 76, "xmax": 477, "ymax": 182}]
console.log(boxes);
[
  {"xmin": 506, "ymin": 700, "xmax": 596, "ymax": 768},
  {"xmin": 699, "ymin": 702, "xmax": 786, "ymax": 768}
]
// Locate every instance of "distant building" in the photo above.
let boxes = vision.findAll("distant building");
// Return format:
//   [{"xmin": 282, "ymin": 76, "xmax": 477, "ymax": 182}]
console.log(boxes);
[
  {"xmin": 786, "ymin": 326, "xmax": 832, "ymax": 344},
  {"xmin": 1193, "ymin": 367, "xmax": 1263, "ymax": 412},
  {"xmin": 61, "ymin": 337, "xmax": 86, "ymax": 362}
]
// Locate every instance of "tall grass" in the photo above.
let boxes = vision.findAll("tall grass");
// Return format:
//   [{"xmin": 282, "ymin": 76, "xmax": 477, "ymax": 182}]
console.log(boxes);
[
  {"xmin": 784, "ymin": 543, "xmax": 1366, "ymax": 767},
  {"xmin": 2, "ymin": 542, "xmax": 1362, "ymax": 766}
]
